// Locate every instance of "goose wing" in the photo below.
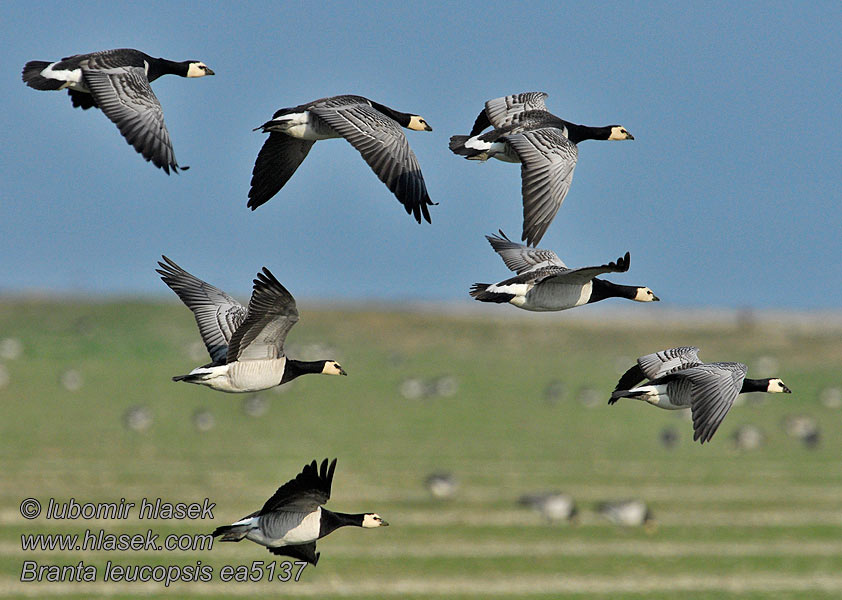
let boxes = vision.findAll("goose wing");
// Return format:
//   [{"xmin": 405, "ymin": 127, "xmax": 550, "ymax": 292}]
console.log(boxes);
[
  {"xmin": 504, "ymin": 128, "xmax": 578, "ymax": 247},
  {"xmin": 156, "ymin": 256, "xmax": 246, "ymax": 364},
  {"xmin": 309, "ymin": 102, "xmax": 433, "ymax": 223},
  {"xmin": 540, "ymin": 252, "xmax": 631, "ymax": 285},
  {"xmin": 485, "ymin": 230, "xmax": 565, "ymax": 274},
  {"xmin": 247, "ymin": 133, "xmax": 316, "ymax": 209},
  {"xmin": 269, "ymin": 541, "xmax": 319, "ymax": 565},
  {"xmin": 260, "ymin": 458, "xmax": 337, "ymax": 515},
  {"xmin": 682, "ymin": 362, "xmax": 748, "ymax": 443},
  {"xmin": 614, "ymin": 346, "xmax": 702, "ymax": 393},
  {"xmin": 225, "ymin": 268, "xmax": 299, "ymax": 362},
  {"xmin": 81, "ymin": 58, "xmax": 178, "ymax": 173},
  {"xmin": 473, "ymin": 92, "xmax": 549, "ymax": 135}
]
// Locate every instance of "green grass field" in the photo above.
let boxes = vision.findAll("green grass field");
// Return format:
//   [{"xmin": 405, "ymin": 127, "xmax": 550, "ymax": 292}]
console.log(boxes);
[{"xmin": 1, "ymin": 299, "xmax": 840, "ymax": 599}]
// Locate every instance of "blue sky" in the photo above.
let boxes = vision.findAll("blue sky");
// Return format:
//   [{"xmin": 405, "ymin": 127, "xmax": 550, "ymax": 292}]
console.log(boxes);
[{"xmin": 1, "ymin": 1, "xmax": 840, "ymax": 309}]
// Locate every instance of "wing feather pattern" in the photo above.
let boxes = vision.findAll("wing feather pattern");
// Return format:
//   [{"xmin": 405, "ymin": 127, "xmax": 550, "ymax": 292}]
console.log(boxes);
[
  {"xmin": 310, "ymin": 103, "xmax": 433, "ymax": 223},
  {"xmin": 485, "ymin": 230, "xmax": 565, "ymax": 274},
  {"xmin": 225, "ymin": 268, "xmax": 299, "ymax": 362},
  {"xmin": 260, "ymin": 458, "xmax": 337, "ymax": 515},
  {"xmin": 682, "ymin": 363, "xmax": 748, "ymax": 443},
  {"xmin": 505, "ymin": 128, "xmax": 578, "ymax": 246},
  {"xmin": 156, "ymin": 256, "xmax": 246, "ymax": 364},
  {"xmin": 83, "ymin": 64, "xmax": 177, "ymax": 172},
  {"xmin": 482, "ymin": 92, "xmax": 549, "ymax": 132},
  {"xmin": 247, "ymin": 133, "xmax": 315, "ymax": 210}
]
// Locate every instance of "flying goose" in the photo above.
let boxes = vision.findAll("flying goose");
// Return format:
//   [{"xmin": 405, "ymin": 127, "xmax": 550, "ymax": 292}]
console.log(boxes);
[
  {"xmin": 157, "ymin": 256, "xmax": 346, "ymax": 393},
  {"xmin": 610, "ymin": 347, "xmax": 792, "ymax": 443},
  {"xmin": 450, "ymin": 92, "xmax": 633, "ymax": 246},
  {"xmin": 469, "ymin": 231, "xmax": 658, "ymax": 311},
  {"xmin": 212, "ymin": 458, "xmax": 388, "ymax": 565},
  {"xmin": 22, "ymin": 48, "xmax": 214, "ymax": 173},
  {"xmin": 249, "ymin": 95, "xmax": 435, "ymax": 223}
]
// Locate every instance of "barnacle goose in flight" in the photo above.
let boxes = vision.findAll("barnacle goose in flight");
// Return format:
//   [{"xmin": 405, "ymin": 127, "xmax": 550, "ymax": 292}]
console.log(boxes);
[
  {"xmin": 249, "ymin": 95, "xmax": 435, "ymax": 223},
  {"xmin": 212, "ymin": 458, "xmax": 388, "ymax": 565},
  {"xmin": 610, "ymin": 347, "xmax": 792, "ymax": 443},
  {"xmin": 157, "ymin": 257, "xmax": 346, "ymax": 393},
  {"xmin": 450, "ymin": 92, "xmax": 633, "ymax": 246},
  {"xmin": 470, "ymin": 231, "xmax": 658, "ymax": 311},
  {"xmin": 22, "ymin": 48, "xmax": 214, "ymax": 173}
]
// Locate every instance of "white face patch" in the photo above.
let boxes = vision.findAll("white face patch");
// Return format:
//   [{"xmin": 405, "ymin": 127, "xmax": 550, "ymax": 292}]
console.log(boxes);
[
  {"xmin": 407, "ymin": 115, "xmax": 432, "ymax": 131},
  {"xmin": 362, "ymin": 513, "xmax": 387, "ymax": 528},
  {"xmin": 322, "ymin": 361, "xmax": 346, "ymax": 376},
  {"xmin": 634, "ymin": 287, "xmax": 659, "ymax": 302},
  {"xmin": 186, "ymin": 62, "xmax": 212, "ymax": 77},
  {"xmin": 609, "ymin": 126, "xmax": 634, "ymax": 141},
  {"xmin": 768, "ymin": 378, "xmax": 791, "ymax": 393}
]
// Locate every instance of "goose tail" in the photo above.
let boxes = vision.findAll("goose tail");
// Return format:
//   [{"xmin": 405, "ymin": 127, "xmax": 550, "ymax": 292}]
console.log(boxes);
[
  {"xmin": 449, "ymin": 135, "xmax": 473, "ymax": 156},
  {"xmin": 22, "ymin": 61, "xmax": 64, "ymax": 90},
  {"xmin": 212, "ymin": 523, "xmax": 250, "ymax": 542},
  {"xmin": 608, "ymin": 389, "xmax": 645, "ymax": 405},
  {"xmin": 469, "ymin": 283, "xmax": 514, "ymax": 303}
]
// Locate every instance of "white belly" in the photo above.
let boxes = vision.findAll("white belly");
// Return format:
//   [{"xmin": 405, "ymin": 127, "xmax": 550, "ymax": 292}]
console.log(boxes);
[
  {"xmin": 269, "ymin": 112, "xmax": 338, "ymax": 140},
  {"xmin": 247, "ymin": 509, "xmax": 321, "ymax": 547},
  {"xmin": 188, "ymin": 359, "xmax": 286, "ymax": 393},
  {"xmin": 632, "ymin": 384, "xmax": 687, "ymax": 410},
  {"xmin": 516, "ymin": 282, "xmax": 591, "ymax": 312}
]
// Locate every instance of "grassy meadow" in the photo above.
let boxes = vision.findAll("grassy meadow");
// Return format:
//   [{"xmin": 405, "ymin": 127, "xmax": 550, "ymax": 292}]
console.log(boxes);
[{"xmin": 0, "ymin": 298, "xmax": 841, "ymax": 599}]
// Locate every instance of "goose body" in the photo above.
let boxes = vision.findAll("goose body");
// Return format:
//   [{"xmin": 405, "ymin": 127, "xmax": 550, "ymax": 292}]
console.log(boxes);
[
  {"xmin": 157, "ymin": 257, "xmax": 346, "ymax": 393},
  {"xmin": 610, "ymin": 347, "xmax": 792, "ymax": 443},
  {"xmin": 470, "ymin": 231, "xmax": 658, "ymax": 312},
  {"xmin": 22, "ymin": 48, "xmax": 213, "ymax": 173},
  {"xmin": 519, "ymin": 492, "xmax": 578, "ymax": 524},
  {"xmin": 249, "ymin": 95, "xmax": 435, "ymax": 223},
  {"xmin": 212, "ymin": 459, "xmax": 388, "ymax": 565},
  {"xmin": 449, "ymin": 92, "xmax": 633, "ymax": 246},
  {"xmin": 597, "ymin": 499, "xmax": 654, "ymax": 528}
]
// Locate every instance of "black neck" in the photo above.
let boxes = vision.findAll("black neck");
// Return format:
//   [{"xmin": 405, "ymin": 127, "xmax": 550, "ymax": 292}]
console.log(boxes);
[
  {"xmin": 147, "ymin": 58, "xmax": 190, "ymax": 81},
  {"xmin": 281, "ymin": 359, "xmax": 326, "ymax": 384},
  {"xmin": 319, "ymin": 509, "xmax": 364, "ymax": 537},
  {"xmin": 369, "ymin": 100, "xmax": 412, "ymax": 127},
  {"xmin": 588, "ymin": 279, "xmax": 638, "ymax": 304},
  {"xmin": 740, "ymin": 378, "xmax": 769, "ymax": 393},
  {"xmin": 563, "ymin": 122, "xmax": 614, "ymax": 145}
]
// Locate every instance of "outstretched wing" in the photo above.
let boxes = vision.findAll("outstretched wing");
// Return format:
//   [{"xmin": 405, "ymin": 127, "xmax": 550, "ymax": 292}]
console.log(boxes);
[
  {"xmin": 157, "ymin": 256, "xmax": 246, "ymax": 364},
  {"xmin": 485, "ymin": 230, "xmax": 565, "ymax": 274},
  {"xmin": 614, "ymin": 346, "xmax": 702, "ymax": 393},
  {"xmin": 505, "ymin": 128, "xmax": 578, "ymax": 247},
  {"xmin": 476, "ymin": 92, "xmax": 549, "ymax": 134},
  {"xmin": 269, "ymin": 541, "xmax": 320, "ymax": 565},
  {"xmin": 310, "ymin": 102, "xmax": 433, "ymax": 223},
  {"xmin": 225, "ymin": 268, "xmax": 299, "ymax": 362},
  {"xmin": 247, "ymin": 133, "xmax": 315, "ymax": 210},
  {"xmin": 683, "ymin": 362, "xmax": 747, "ymax": 443},
  {"xmin": 540, "ymin": 253, "xmax": 630, "ymax": 285},
  {"xmin": 82, "ymin": 60, "xmax": 178, "ymax": 172},
  {"xmin": 260, "ymin": 458, "xmax": 337, "ymax": 515}
]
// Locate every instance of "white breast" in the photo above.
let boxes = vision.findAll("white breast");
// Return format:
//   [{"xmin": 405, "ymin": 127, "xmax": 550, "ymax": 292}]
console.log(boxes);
[
  {"xmin": 224, "ymin": 359, "xmax": 287, "ymax": 392},
  {"xmin": 248, "ymin": 508, "xmax": 321, "ymax": 547},
  {"xmin": 518, "ymin": 281, "xmax": 591, "ymax": 312},
  {"xmin": 271, "ymin": 112, "xmax": 339, "ymax": 140}
]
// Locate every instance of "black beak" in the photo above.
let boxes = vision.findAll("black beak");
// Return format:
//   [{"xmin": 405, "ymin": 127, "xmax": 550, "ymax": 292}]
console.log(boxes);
[{"xmin": 205, "ymin": 67, "xmax": 216, "ymax": 76}]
